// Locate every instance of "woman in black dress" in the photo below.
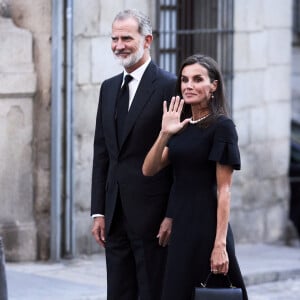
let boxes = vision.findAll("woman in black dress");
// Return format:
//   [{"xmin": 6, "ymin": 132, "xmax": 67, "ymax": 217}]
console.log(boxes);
[{"xmin": 143, "ymin": 54, "xmax": 248, "ymax": 300}]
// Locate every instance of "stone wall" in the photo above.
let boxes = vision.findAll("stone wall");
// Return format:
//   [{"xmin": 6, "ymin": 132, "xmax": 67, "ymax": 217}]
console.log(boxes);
[
  {"xmin": 232, "ymin": 0, "xmax": 292, "ymax": 243},
  {"xmin": 7, "ymin": 0, "xmax": 52, "ymax": 260},
  {"xmin": 0, "ymin": 16, "xmax": 37, "ymax": 261}
]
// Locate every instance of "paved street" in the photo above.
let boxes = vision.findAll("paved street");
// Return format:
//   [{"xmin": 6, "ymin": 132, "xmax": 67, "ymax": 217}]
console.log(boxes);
[
  {"xmin": 4, "ymin": 243, "xmax": 300, "ymax": 299},
  {"xmin": 6, "ymin": 253, "xmax": 106, "ymax": 300},
  {"xmin": 247, "ymin": 278, "xmax": 300, "ymax": 300},
  {"xmin": 239, "ymin": 243, "xmax": 300, "ymax": 299}
]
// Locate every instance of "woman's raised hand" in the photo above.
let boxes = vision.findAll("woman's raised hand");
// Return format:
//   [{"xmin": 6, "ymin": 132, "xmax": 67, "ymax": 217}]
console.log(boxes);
[{"xmin": 162, "ymin": 96, "xmax": 190, "ymax": 135}]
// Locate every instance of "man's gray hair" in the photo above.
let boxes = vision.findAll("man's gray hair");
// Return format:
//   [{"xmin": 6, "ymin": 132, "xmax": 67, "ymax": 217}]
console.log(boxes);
[{"xmin": 113, "ymin": 9, "xmax": 152, "ymax": 36}]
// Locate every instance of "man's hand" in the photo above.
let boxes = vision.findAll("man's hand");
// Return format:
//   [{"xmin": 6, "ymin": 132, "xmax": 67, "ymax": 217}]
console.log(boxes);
[
  {"xmin": 91, "ymin": 216, "xmax": 106, "ymax": 247},
  {"xmin": 157, "ymin": 217, "xmax": 172, "ymax": 247}
]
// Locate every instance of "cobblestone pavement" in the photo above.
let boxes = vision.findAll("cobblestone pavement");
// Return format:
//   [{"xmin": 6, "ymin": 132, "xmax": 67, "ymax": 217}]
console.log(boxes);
[{"xmin": 247, "ymin": 278, "xmax": 300, "ymax": 300}]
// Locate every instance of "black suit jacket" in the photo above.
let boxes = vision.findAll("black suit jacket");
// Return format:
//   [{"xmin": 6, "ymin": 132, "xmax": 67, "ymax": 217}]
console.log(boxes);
[{"xmin": 91, "ymin": 61, "xmax": 177, "ymax": 237}]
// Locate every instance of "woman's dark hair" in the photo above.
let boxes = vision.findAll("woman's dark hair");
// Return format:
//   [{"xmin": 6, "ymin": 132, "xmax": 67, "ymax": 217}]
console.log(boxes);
[{"xmin": 176, "ymin": 54, "xmax": 229, "ymax": 126}]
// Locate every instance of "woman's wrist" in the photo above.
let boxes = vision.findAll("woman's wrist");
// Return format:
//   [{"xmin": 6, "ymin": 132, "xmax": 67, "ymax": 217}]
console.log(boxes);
[
  {"xmin": 159, "ymin": 130, "xmax": 172, "ymax": 140},
  {"xmin": 213, "ymin": 240, "xmax": 226, "ymax": 249}
]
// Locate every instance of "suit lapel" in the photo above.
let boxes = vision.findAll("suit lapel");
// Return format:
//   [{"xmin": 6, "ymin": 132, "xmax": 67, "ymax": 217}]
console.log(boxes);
[
  {"xmin": 119, "ymin": 63, "xmax": 158, "ymax": 148},
  {"xmin": 105, "ymin": 74, "xmax": 123, "ymax": 151}
]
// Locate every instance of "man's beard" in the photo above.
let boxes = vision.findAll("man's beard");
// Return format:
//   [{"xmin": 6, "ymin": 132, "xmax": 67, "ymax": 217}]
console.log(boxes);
[{"xmin": 114, "ymin": 40, "xmax": 145, "ymax": 69}]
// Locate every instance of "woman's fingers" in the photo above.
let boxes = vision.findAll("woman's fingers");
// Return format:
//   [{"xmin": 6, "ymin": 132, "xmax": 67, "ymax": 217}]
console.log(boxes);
[
  {"xmin": 166, "ymin": 96, "xmax": 183, "ymax": 113},
  {"xmin": 211, "ymin": 264, "xmax": 228, "ymax": 274},
  {"xmin": 178, "ymin": 98, "xmax": 185, "ymax": 113},
  {"xmin": 163, "ymin": 100, "xmax": 167, "ymax": 113},
  {"xmin": 216, "ymin": 261, "xmax": 229, "ymax": 274},
  {"xmin": 168, "ymin": 96, "xmax": 176, "ymax": 112},
  {"xmin": 172, "ymin": 96, "xmax": 181, "ymax": 112}
]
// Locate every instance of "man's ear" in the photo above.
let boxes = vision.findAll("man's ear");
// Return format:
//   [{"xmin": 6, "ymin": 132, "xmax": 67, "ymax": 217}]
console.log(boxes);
[{"xmin": 144, "ymin": 34, "xmax": 153, "ymax": 49}]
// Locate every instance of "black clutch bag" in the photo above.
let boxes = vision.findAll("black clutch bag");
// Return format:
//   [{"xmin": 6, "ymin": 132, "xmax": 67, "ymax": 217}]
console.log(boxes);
[{"xmin": 193, "ymin": 272, "xmax": 243, "ymax": 300}]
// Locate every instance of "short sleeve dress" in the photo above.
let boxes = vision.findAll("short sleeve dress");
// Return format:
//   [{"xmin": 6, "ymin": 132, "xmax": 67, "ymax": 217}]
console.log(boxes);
[{"xmin": 161, "ymin": 115, "xmax": 248, "ymax": 300}]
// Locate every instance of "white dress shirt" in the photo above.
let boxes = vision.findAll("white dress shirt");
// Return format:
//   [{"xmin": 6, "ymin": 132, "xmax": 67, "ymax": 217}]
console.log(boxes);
[{"xmin": 123, "ymin": 57, "xmax": 151, "ymax": 110}]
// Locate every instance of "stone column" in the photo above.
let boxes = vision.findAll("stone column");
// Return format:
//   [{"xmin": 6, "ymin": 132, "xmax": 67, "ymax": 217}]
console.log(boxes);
[{"xmin": 0, "ymin": 17, "xmax": 37, "ymax": 261}]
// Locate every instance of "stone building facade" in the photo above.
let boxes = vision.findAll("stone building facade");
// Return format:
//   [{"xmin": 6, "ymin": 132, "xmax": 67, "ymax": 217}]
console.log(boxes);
[
  {"xmin": 231, "ymin": 0, "xmax": 292, "ymax": 242},
  {"xmin": 0, "ymin": 16, "xmax": 37, "ymax": 260},
  {"xmin": 0, "ymin": 0, "xmax": 296, "ymax": 261}
]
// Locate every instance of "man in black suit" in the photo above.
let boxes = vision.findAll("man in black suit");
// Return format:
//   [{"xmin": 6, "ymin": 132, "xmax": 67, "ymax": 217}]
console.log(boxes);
[{"xmin": 91, "ymin": 9, "xmax": 177, "ymax": 300}]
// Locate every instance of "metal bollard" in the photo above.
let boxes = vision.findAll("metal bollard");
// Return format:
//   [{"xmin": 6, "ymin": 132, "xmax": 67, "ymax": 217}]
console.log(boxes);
[{"xmin": 0, "ymin": 237, "xmax": 8, "ymax": 300}]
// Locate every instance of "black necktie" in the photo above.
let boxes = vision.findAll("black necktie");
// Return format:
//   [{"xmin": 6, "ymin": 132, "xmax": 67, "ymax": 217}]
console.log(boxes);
[{"xmin": 116, "ymin": 74, "xmax": 133, "ymax": 144}]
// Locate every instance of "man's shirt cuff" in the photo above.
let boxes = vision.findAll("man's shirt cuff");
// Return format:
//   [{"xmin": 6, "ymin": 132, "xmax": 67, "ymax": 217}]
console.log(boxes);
[{"xmin": 92, "ymin": 214, "xmax": 104, "ymax": 218}]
